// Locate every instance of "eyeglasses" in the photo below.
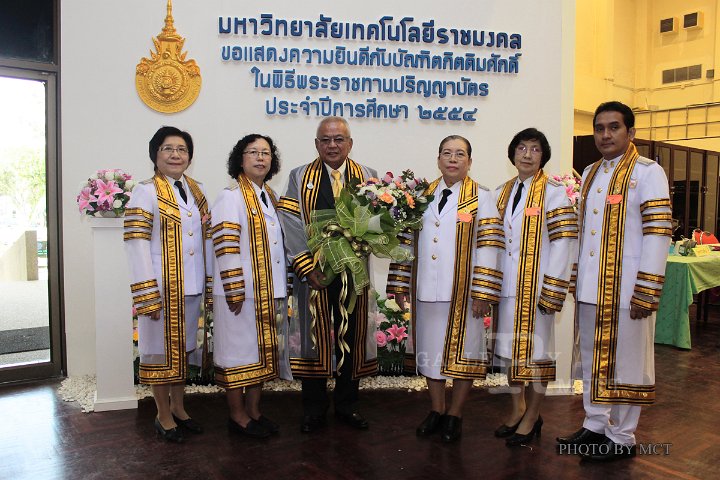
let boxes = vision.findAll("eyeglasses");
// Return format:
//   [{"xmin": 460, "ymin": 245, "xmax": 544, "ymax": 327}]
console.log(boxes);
[
  {"xmin": 516, "ymin": 144, "xmax": 543, "ymax": 155},
  {"xmin": 159, "ymin": 145, "xmax": 189, "ymax": 156},
  {"xmin": 243, "ymin": 150, "xmax": 272, "ymax": 158},
  {"xmin": 317, "ymin": 136, "xmax": 348, "ymax": 146},
  {"xmin": 440, "ymin": 150, "xmax": 468, "ymax": 160}
]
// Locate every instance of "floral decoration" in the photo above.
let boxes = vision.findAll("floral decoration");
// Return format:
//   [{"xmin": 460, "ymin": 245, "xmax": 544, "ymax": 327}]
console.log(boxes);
[
  {"xmin": 551, "ymin": 173, "xmax": 581, "ymax": 206},
  {"xmin": 375, "ymin": 293, "xmax": 411, "ymax": 375},
  {"xmin": 77, "ymin": 168, "xmax": 135, "ymax": 216},
  {"xmin": 307, "ymin": 170, "xmax": 432, "ymax": 294}
]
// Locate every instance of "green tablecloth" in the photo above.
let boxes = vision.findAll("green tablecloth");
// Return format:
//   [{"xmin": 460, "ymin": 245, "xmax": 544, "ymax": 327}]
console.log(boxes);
[{"xmin": 655, "ymin": 252, "xmax": 720, "ymax": 349}]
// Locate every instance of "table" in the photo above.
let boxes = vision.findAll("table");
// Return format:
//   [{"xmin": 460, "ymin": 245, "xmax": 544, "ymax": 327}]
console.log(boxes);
[{"xmin": 655, "ymin": 251, "xmax": 720, "ymax": 349}]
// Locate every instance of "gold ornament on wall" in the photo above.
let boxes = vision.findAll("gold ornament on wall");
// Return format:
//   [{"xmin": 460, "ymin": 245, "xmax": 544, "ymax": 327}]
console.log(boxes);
[{"xmin": 135, "ymin": 0, "xmax": 201, "ymax": 113}]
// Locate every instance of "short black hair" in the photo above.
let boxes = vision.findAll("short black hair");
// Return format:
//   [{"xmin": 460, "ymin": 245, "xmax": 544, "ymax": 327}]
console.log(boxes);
[
  {"xmin": 227, "ymin": 134, "xmax": 281, "ymax": 182},
  {"xmin": 507, "ymin": 127, "xmax": 551, "ymax": 167},
  {"xmin": 438, "ymin": 135, "xmax": 472, "ymax": 157},
  {"xmin": 593, "ymin": 101, "xmax": 635, "ymax": 129},
  {"xmin": 148, "ymin": 126, "xmax": 194, "ymax": 166}
]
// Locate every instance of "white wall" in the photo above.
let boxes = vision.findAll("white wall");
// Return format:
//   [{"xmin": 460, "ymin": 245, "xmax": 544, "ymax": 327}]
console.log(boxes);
[{"xmin": 61, "ymin": 0, "xmax": 574, "ymax": 375}]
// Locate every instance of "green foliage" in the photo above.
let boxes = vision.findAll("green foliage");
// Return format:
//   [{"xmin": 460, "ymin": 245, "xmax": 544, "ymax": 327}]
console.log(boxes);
[{"xmin": 0, "ymin": 146, "xmax": 46, "ymax": 225}]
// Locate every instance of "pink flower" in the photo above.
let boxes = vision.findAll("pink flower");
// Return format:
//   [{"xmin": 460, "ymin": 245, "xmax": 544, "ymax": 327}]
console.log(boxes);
[
  {"xmin": 383, "ymin": 172, "xmax": 394, "ymax": 184},
  {"xmin": 77, "ymin": 186, "xmax": 97, "ymax": 213},
  {"xmin": 376, "ymin": 331, "xmax": 388, "ymax": 347},
  {"xmin": 483, "ymin": 316, "xmax": 492, "ymax": 329},
  {"xmin": 94, "ymin": 179, "xmax": 123, "ymax": 206},
  {"xmin": 370, "ymin": 311, "xmax": 388, "ymax": 328},
  {"xmin": 406, "ymin": 178, "xmax": 418, "ymax": 190},
  {"xmin": 386, "ymin": 324, "xmax": 408, "ymax": 342}
]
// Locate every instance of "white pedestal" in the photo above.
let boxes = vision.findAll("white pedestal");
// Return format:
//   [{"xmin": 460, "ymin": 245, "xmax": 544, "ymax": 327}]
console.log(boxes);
[
  {"xmin": 90, "ymin": 217, "xmax": 138, "ymax": 411},
  {"xmin": 547, "ymin": 297, "xmax": 576, "ymax": 396}
]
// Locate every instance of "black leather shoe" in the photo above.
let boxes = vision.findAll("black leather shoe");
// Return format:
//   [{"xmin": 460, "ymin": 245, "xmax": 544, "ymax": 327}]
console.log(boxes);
[
  {"xmin": 335, "ymin": 411, "xmax": 369, "ymax": 430},
  {"xmin": 416, "ymin": 411, "xmax": 445, "ymax": 437},
  {"xmin": 506, "ymin": 416, "xmax": 543, "ymax": 447},
  {"xmin": 580, "ymin": 438, "xmax": 636, "ymax": 462},
  {"xmin": 494, "ymin": 419, "xmax": 521, "ymax": 438},
  {"xmin": 556, "ymin": 427, "xmax": 607, "ymax": 446},
  {"xmin": 172, "ymin": 414, "xmax": 203, "ymax": 434},
  {"xmin": 300, "ymin": 415, "xmax": 327, "ymax": 433},
  {"xmin": 254, "ymin": 415, "xmax": 279, "ymax": 434},
  {"xmin": 228, "ymin": 418, "xmax": 271, "ymax": 439},
  {"xmin": 154, "ymin": 417, "xmax": 184, "ymax": 443},
  {"xmin": 440, "ymin": 415, "xmax": 462, "ymax": 443}
]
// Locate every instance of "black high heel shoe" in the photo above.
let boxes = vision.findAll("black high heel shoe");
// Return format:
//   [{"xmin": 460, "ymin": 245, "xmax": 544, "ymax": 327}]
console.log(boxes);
[
  {"xmin": 494, "ymin": 418, "xmax": 522, "ymax": 438},
  {"xmin": 505, "ymin": 415, "xmax": 543, "ymax": 447},
  {"xmin": 154, "ymin": 417, "xmax": 184, "ymax": 443}
]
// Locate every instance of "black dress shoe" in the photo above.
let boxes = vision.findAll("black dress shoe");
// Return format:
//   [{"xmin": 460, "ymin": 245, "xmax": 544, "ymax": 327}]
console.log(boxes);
[
  {"xmin": 494, "ymin": 419, "xmax": 521, "ymax": 438},
  {"xmin": 580, "ymin": 438, "xmax": 636, "ymax": 462},
  {"xmin": 172, "ymin": 414, "xmax": 203, "ymax": 434},
  {"xmin": 254, "ymin": 415, "xmax": 279, "ymax": 434},
  {"xmin": 335, "ymin": 411, "xmax": 369, "ymax": 430},
  {"xmin": 506, "ymin": 416, "xmax": 543, "ymax": 447},
  {"xmin": 556, "ymin": 427, "xmax": 607, "ymax": 446},
  {"xmin": 416, "ymin": 411, "xmax": 445, "ymax": 437},
  {"xmin": 154, "ymin": 417, "xmax": 184, "ymax": 443},
  {"xmin": 440, "ymin": 415, "xmax": 462, "ymax": 443},
  {"xmin": 228, "ymin": 418, "xmax": 271, "ymax": 439},
  {"xmin": 300, "ymin": 415, "xmax": 327, "ymax": 433}
]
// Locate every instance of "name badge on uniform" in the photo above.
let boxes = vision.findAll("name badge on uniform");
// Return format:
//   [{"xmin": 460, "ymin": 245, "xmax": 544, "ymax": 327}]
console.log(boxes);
[
  {"xmin": 629, "ymin": 179, "xmax": 638, "ymax": 189},
  {"xmin": 607, "ymin": 194, "xmax": 623, "ymax": 205},
  {"xmin": 525, "ymin": 207, "xmax": 541, "ymax": 216}
]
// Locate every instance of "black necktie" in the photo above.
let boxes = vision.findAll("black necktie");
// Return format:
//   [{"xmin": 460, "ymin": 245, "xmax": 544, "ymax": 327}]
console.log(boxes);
[
  {"xmin": 438, "ymin": 188, "xmax": 452, "ymax": 213},
  {"xmin": 260, "ymin": 191, "xmax": 268, "ymax": 207},
  {"xmin": 174, "ymin": 180, "xmax": 188, "ymax": 204},
  {"xmin": 511, "ymin": 182, "xmax": 524, "ymax": 214}
]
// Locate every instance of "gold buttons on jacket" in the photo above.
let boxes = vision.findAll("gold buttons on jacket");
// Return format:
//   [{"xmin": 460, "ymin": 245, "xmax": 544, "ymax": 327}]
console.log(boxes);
[
  {"xmin": 508, "ymin": 239, "xmax": 512, "ymax": 243},
  {"xmin": 435, "ymin": 221, "xmax": 440, "ymax": 227},
  {"xmin": 187, "ymin": 212, "xmax": 192, "ymax": 217},
  {"xmin": 189, "ymin": 249, "xmax": 195, "ymax": 256},
  {"xmin": 597, "ymin": 188, "xmax": 602, "ymax": 193},
  {"xmin": 593, "ymin": 208, "xmax": 599, "ymax": 214},
  {"xmin": 591, "ymin": 230, "xmax": 596, "ymax": 235},
  {"xmin": 604, "ymin": 168, "xmax": 609, "ymax": 173},
  {"xmin": 188, "ymin": 231, "xmax": 193, "ymax": 236},
  {"xmin": 431, "ymin": 254, "xmax": 437, "ymax": 260},
  {"xmin": 590, "ymin": 251, "xmax": 595, "ymax": 257},
  {"xmin": 433, "ymin": 237, "xmax": 438, "ymax": 243}
]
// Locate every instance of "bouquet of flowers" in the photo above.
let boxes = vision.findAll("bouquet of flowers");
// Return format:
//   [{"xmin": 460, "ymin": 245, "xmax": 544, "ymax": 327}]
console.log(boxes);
[
  {"xmin": 77, "ymin": 168, "xmax": 135, "ymax": 216},
  {"xmin": 307, "ymin": 170, "xmax": 432, "ymax": 296},
  {"xmin": 551, "ymin": 172, "xmax": 581, "ymax": 206},
  {"xmin": 373, "ymin": 293, "xmax": 410, "ymax": 375}
]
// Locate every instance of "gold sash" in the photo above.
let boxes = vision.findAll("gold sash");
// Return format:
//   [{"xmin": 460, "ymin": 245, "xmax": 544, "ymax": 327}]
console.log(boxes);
[
  {"xmin": 580, "ymin": 143, "xmax": 654, "ymax": 404},
  {"xmin": 422, "ymin": 176, "xmax": 486, "ymax": 379},
  {"xmin": 497, "ymin": 171, "xmax": 555, "ymax": 381},
  {"xmin": 215, "ymin": 175, "xmax": 282, "ymax": 388}
]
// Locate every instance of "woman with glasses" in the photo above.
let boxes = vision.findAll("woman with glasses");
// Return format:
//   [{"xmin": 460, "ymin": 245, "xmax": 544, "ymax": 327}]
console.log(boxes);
[
  {"xmin": 492, "ymin": 128, "xmax": 578, "ymax": 446},
  {"xmin": 124, "ymin": 126, "xmax": 212, "ymax": 443},
  {"xmin": 209, "ymin": 134, "xmax": 292, "ymax": 439}
]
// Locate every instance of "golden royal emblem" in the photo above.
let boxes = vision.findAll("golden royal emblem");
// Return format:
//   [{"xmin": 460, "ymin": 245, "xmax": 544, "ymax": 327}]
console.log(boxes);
[{"xmin": 136, "ymin": 0, "xmax": 201, "ymax": 113}]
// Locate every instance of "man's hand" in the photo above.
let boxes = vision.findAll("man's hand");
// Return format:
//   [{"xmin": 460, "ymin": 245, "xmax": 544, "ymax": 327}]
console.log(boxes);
[
  {"xmin": 472, "ymin": 299, "xmax": 491, "ymax": 319},
  {"xmin": 227, "ymin": 300, "xmax": 243, "ymax": 316},
  {"xmin": 394, "ymin": 294, "xmax": 409, "ymax": 309},
  {"xmin": 149, "ymin": 310, "xmax": 161, "ymax": 320},
  {"xmin": 306, "ymin": 268, "xmax": 327, "ymax": 290},
  {"xmin": 630, "ymin": 304, "xmax": 651, "ymax": 320}
]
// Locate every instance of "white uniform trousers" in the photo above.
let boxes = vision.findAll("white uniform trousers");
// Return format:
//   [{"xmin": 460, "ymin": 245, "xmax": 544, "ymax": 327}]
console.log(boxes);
[
  {"xmin": 415, "ymin": 301, "xmax": 484, "ymax": 380},
  {"xmin": 578, "ymin": 302, "xmax": 643, "ymax": 445},
  {"xmin": 138, "ymin": 294, "xmax": 201, "ymax": 364}
]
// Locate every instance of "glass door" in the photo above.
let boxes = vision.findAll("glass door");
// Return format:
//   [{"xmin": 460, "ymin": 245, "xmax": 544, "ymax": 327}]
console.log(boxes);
[{"xmin": 0, "ymin": 69, "xmax": 62, "ymax": 381}]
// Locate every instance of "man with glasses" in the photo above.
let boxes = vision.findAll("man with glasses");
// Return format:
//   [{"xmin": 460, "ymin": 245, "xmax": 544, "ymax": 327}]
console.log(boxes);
[{"xmin": 278, "ymin": 117, "xmax": 378, "ymax": 433}]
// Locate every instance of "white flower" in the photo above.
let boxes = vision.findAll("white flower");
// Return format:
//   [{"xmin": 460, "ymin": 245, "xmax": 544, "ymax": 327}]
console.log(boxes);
[
  {"xmin": 385, "ymin": 298, "xmax": 402, "ymax": 312},
  {"xmin": 124, "ymin": 179, "xmax": 134, "ymax": 190},
  {"xmin": 112, "ymin": 199, "xmax": 122, "ymax": 208},
  {"xmin": 103, "ymin": 171, "xmax": 114, "ymax": 181}
]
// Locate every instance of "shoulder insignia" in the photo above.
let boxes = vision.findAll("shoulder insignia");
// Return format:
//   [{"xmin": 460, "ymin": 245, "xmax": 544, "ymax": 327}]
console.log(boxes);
[
  {"xmin": 547, "ymin": 177, "xmax": 562, "ymax": 187},
  {"xmin": 477, "ymin": 183, "xmax": 490, "ymax": 191},
  {"xmin": 226, "ymin": 183, "xmax": 239, "ymax": 191},
  {"xmin": 636, "ymin": 156, "xmax": 654, "ymax": 166},
  {"xmin": 140, "ymin": 178, "xmax": 153, "ymax": 185}
]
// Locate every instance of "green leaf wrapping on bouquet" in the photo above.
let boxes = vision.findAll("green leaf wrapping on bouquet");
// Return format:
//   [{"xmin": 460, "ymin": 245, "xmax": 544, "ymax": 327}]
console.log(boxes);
[{"xmin": 306, "ymin": 198, "xmax": 414, "ymax": 295}]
